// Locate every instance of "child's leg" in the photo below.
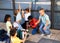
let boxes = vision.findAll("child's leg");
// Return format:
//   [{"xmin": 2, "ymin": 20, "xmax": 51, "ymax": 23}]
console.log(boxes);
[
  {"xmin": 39, "ymin": 23, "xmax": 45, "ymax": 34},
  {"xmin": 17, "ymin": 30, "xmax": 22, "ymax": 39},
  {"xmin": 44, "ymin": 24, "xmax": 51, "ymax": 35},
  {"xmin": 22, "ymin": 31, "xmax": 25, "ymax": 39},
  {"xmin": 19, "ymin": 24, "xmax": 24, "ymax": 30},
  {"xmin": 32, "ymin": 28, "xmax": 38, "ymax": 35},
  {"xmin": 21, "ymin": 22, "xmax": 26, "ymax": 29}
]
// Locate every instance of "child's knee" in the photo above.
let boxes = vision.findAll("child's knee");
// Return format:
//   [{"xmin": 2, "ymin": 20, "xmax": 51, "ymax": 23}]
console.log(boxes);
[{"xmin": 44, "ymin": 30, "xmax": 51, "ymax": 35}]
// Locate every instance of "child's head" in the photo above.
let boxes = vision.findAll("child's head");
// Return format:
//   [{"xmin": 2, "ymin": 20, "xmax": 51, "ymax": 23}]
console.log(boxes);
[
  {"xmin": 25, "ymin": 8, "xmax": 29, "ymax": 13},
  {"xmin": 16, "ymin": 9, "xmax": 20, "ymax": 13},
  {"xmin": 28, "ymin": 16, "xmax": 33, "ymax": 22},
  {"xmin": 10, "ymin": 28, "xmax": 17, "ymax": 37},
  {"xmin": 4, "ymin": 14, "xmax": 11, "ymax": 22},
  {"xmin": 39, "ymin": 8, "xmax": 45, "ymax": 16}
]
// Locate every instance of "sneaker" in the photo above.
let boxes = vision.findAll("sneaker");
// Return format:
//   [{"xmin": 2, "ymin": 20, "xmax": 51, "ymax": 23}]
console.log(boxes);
[
  {"xmin": 40, "ymin": 34, "xmax": 45, "ymax": 36},
  {"xmin": 21, "ymin": 29, "xmax": 25, "ymax": 31},
  {"xmin": 47, "ymin": 35, "xmax": 51, "ymax": 38},
  {"xmin": 47, "ymin": 33, "xmax": 52, "ymax": 38},
  {"xmin": 26, "ymin": 29, "xmax": 29, "ymax": 32}
]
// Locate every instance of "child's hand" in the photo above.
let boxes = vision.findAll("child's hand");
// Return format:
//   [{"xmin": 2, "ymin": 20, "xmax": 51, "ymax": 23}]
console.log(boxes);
[
  {"xmin": 43, "ymin": 26, "xmax": 46, "ymax": 30},
  {"xmin": 28, "ymin": 25, "xmax": 30, "ymax": 27},
  {"xmin": 22, "ymin": 10, "xmax": 24, "ymax": 14},
  {"xmin": 35, "ymin": 23, "xmax": 37, "ymax": 25}
]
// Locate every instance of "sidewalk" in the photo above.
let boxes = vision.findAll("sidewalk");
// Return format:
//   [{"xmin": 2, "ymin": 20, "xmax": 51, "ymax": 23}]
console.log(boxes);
[{"xmin": 25, "ymin": 29, "xmax": 60, "ymax": 43}]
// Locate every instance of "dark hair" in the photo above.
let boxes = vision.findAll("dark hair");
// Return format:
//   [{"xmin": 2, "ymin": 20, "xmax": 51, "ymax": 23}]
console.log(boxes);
[
  {"xmin": 4, "ymin": 14, "xmax": 11, "ymax": 23},
  {"xmin": 17, "ymin": 9, "xmax": 20, "ymax": 11},
  {"xmin": 39, "ymin": 8, "xmax": 45, "ymax": 11},
  {"xmin": 28, "ymin": 16, "xmax": 33, "ymax": 20},
  {"xmin": 25, "ymin": 8, "xmax": 29, "ymax": 12},
  {"xmin": 10, "ymin": 29, "xmax": 17, "ymax": 36}
]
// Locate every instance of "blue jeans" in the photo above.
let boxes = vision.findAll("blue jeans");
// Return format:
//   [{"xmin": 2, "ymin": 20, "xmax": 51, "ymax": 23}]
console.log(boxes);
[
  {"xmin": 39, "ymin": 22, "xmax": 51, "ymax": 35},
  {"xmin": 32, "ymin": 28, "xmax": 38, "ymax": 35}
]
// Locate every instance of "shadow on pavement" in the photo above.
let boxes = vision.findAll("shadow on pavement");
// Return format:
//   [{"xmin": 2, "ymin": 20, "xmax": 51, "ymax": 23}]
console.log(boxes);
[
  {"xmin": 25, "ymin": 40, "xmax": 36, "ymax": 43},
  {"xmin": 38, "ymin": 38, "xmax": 60, "ymax": 43}
]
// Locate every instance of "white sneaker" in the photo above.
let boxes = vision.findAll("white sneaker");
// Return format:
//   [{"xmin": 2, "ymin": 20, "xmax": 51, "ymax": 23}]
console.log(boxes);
[
  {"xmin": 40, "ymin": 34, "xmax": 45, "ymax": 36},
  {"xmin": 47, "ymin": 35, "xmax": 51, "ymax": 38},
  {"xmin": 47, "ymin": 33, "xmax": 52, "ymax": 38},
  {"xmin": 26, "ymin": 29, "xmax": 29, "ymax": 32}
]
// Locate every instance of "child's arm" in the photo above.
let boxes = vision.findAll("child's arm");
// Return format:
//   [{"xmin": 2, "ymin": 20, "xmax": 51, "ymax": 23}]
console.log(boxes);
[
  {"xmin": 29, "ymin": 2, "xmax": 32, "ymax": 12},
  {"xmin": 22, "ymin": 10, "xmax": 25, "ymax": 18},
  {"xmin": 35, "ymin": 19, "xmax": 40, "ymax": 25},
  {"xmin": 43, "ymin": 20, "xmax": 49, "ymax": 30},
  {"xmin": 20, "ymin": 34, "xmax": 27, "ymax": 43},
  {"xmin": 18, "ymin": 3, "xmax": 21, "ymax": 12},
  {"xmin": 43, "ymin": 16, "xmax": 50, "ymax": 30},
  {"xmin": 9, "ymin": 23, "xmax": 12, "ymax": 29},
  {"xmin": 9, "ymin": 26, "xmax": 12, "ymax": 29}
]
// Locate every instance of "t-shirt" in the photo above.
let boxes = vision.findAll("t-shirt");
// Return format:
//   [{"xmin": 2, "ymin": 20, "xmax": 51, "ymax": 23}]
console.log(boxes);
[
  {"xmin": 29, "ymin": 18, "xmax": 38, "ymax": 28},
  {"xmin": 13, "ymin": 22, "xmax": 19, "ymax": 28},
  {"xmin": 39, "ymin": 14, "xmax": 51, "ymax": 25},
  {"xmin": 13, "ymin": 22, "xmax": 24, "ymax": 30},
  {"xmin": 16, "ymin": 12, "xmax": 22, "ymax": 22},
  {"xmin": 25, "ymin": 13, "xmax": 31, "ymax": 21},
  {"xmin": 6, "ymin": 21, "xmax": 12, "ymax": 36},
  {"xmin": 11, "ymin": 37, "xmax": 22, "ymax": 43}
]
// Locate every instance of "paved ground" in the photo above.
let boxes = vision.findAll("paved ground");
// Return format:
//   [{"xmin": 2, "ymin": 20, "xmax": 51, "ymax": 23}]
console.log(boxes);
[
  {"xmin": 25, "ymin": 29, "xmax": 60, "ymax": 43},
  {"xmin": 0, "ymin": 22, "xmax": 60, "ymax": 43}
]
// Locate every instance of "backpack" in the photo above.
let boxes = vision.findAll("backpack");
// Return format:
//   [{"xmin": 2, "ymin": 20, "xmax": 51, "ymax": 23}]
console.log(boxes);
[{"xmin": 0, "ymin": 29, "xmax": 10, "ymax": 43}]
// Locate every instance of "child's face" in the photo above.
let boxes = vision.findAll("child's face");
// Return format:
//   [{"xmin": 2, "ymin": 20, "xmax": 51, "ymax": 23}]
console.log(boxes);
[
  {"xmin": 39, "ymin": 10, "xmax": 45, "ymax": 16},
  {"xmin": 16, "ymin": 9, "xmax": 20, "ymax": 13},
  {"xmin": 29, "ymin": 19, "xmax": 32, "ymax": 22},
  {"xmin": 8, "ymin": 17, "xmax": 11, "ymax": 21},
  {"xmin": 25, "ymin": 10, "xmax": 29, "ymax": 13}
]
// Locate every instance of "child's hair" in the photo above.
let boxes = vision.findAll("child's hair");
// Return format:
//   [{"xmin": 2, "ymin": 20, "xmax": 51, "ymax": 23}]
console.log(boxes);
[
  {"xmin": 4, "ymin": 14, "xmax": 11, "ymax": 23},
  {"xmin": 28, "ymin": 16, "xmax": 33, "ymax": 20},
  {"xmin": 10, "ymin": 28, "xmax": 17, "ymax": 36},
  {"xmin": 25, "ymin": 8, "xmax": 29, "ymax": 12},
  {"xmin": 39, "ymin": 8, "xmax": 45, "ymax": 11},
  {"xmin": 17, "ymin": 9, "xmax": 20, "ymax": 12}
]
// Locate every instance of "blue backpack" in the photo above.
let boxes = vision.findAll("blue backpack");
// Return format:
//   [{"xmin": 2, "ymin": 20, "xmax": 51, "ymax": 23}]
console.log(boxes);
[{"xmin": 0, "ymin": 29, "xmax": 10, "ymax": 43}]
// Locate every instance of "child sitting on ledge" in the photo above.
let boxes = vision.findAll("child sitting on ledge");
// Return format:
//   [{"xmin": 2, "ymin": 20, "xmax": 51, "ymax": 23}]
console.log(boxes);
[{"xmin": 10, "ymin": 28, "xmax": 27, "ymax": 43}]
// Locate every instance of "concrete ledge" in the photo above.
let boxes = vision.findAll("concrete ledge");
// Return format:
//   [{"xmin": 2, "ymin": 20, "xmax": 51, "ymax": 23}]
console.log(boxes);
[{"xmin": 0, "ymin": 22, "xmax": 7, "ymax": 31}]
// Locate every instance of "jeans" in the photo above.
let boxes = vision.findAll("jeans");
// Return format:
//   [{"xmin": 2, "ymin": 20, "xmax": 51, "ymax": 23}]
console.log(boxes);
[
  {"xmin": 17, "ymin": 24, "xmax": 24, "ymax": 30},
  {"xmin": 32, "ymin": 28, "xmax": 38, "ymax": 35},
  {"xmin": 39, "ymin": 22, "xmax": 51, "ymax": 35},
  {"xmin": 17, "ymin": 29, "xmax": 22, "ymax": 39},
  {"xmin": 17, "ymin": 24, "xmax": 25, "ymax": 39}
]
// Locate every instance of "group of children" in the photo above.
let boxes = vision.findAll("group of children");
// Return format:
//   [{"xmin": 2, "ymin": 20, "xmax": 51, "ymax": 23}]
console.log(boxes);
[
  {"xmin": 4, "ymin": 6, "xmax": 51, "ymax": 43},
  {"xmin": 4, "ymin": 5, "xmax": 31, "ymax": 43},
  {"xmin": 4, "ymin": 13, "xmax": 27, "ymax": 43}
]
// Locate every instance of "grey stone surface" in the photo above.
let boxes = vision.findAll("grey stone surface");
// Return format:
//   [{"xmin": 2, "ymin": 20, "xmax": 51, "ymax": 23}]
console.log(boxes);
[
  {"xmin": 38, "ymin": 38, "xmax": 60, "ymax": 43},
  {"xmin": 0, "ymin": 22, "xmax": 7, "ymax": 31},
  {"xmin": 26, "ymin": 29, "xmax": 60, "ymax": 43},
  {"xmin": 25, "ymin": 40, "xmax": 36, "ymax": 43}
]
